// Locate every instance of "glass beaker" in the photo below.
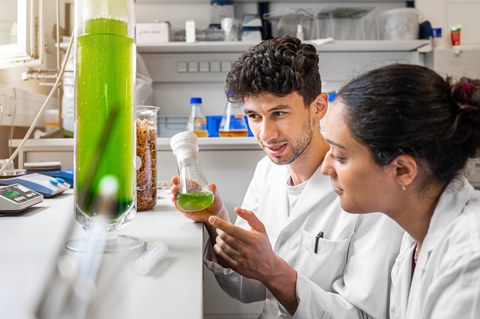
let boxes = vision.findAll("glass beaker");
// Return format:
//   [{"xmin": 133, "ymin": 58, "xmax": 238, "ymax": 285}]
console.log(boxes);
[
  {"xmin": 170, "ymin": 131, "xmax": 214, "ymax": 212},
  {"xmin": 68, "ymin": 0, "xmax": 141, "ymax": 252},
  {"xmin": 136, "ymin": 105, "xmax": 159, "ymax": 211}
]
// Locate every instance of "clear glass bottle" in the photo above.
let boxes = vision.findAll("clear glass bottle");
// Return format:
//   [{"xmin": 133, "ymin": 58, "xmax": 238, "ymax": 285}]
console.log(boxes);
[
  {"xmin": 136, "ymin": 105, "xmax": 159, "ymax": 211},
  {"xmin": 186, "ymin": 97, "xmax": 209, "ymax": 138},
  {"xmin": 170, "ymin": 131, "xmax": 214, "ymax": 212},
  {"xmin": 219, "ymin": 90, "xmax": 248, "ymax": 137}
]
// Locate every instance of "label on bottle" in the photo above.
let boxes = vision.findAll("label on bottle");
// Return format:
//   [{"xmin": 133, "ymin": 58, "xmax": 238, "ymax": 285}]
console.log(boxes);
[{"xmin": 195, "ymin": 119, "xmax": 207, "ymax": 124}]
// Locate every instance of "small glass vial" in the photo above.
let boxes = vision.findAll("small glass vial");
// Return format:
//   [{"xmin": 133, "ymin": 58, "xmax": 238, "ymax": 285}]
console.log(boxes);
[
  {"xmin": 136, "ymin": 105, "xmax": 159, "ymax": 211},
  {"xmin": 219, "ymin": 90, "xmax": 248, "ymax": 137},
  {"xmin": 170, "ymin": 131, "xmax": 214, "ymax": 212},
  {"xmin": 187, "ymin": 97, "xmax": 209, "ymax": 138}
]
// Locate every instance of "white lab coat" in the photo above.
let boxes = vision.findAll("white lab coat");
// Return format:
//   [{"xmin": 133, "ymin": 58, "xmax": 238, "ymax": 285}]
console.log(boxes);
[
  {"xmin": 205, "ymin": 156, "xmax": 404, "ymax": 318},
  {"xmin": 389, "ymin": 176, "xmax": 480, "ymax": 319}
]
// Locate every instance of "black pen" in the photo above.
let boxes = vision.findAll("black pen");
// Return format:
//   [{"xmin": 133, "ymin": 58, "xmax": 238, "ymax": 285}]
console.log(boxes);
[{"xmin": 314, "ymin": 231, "xmax": 324, "ymax": 253}]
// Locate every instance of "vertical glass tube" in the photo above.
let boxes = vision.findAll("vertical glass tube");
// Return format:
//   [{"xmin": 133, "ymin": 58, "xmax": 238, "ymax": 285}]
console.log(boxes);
[{"xmin": 74, "ymin": 0, "xmax": 136, "ymax": 229}]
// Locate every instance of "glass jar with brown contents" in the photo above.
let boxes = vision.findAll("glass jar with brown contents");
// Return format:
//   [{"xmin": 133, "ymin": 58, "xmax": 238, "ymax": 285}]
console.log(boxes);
[{"xmin": 136, "ymin": 105, "xmax": 159, "ymax": 211}]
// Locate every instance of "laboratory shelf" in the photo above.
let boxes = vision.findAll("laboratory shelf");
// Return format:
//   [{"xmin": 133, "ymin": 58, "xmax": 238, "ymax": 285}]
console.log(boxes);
[{"xmin": 137, "ymin": 40, "xmax": 431, "ymax": 53}]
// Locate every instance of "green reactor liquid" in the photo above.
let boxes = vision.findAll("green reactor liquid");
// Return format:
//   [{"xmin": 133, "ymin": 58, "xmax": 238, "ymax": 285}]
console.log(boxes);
[
  {"xmin": 177, "ymin": 191, "xmax": 214, "ymax": 212},
  {"xmin": 75, "ymin": 18, "xmax": 135, "ymax": 219}
]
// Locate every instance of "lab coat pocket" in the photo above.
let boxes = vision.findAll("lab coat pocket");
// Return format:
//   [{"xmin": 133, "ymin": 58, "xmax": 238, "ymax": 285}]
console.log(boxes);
[{"xmin": 297, "ymin": 231, "xmax": 350, "ymax": 291}]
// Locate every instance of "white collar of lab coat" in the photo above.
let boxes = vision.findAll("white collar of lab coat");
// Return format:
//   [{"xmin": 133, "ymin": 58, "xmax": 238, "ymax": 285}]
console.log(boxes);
[
  {"xmin": 421, "ymin": 176, "xmax": 474, "ymax": 257},
  {"xmin": 283, "ymin": 164, "xmax": 337, "ymax": 228}
]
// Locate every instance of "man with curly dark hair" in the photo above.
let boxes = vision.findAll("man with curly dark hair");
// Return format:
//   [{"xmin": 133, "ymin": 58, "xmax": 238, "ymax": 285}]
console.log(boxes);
[{"xmin": 172, "ymin": 35, "xmax": 403, "ymax": 318}]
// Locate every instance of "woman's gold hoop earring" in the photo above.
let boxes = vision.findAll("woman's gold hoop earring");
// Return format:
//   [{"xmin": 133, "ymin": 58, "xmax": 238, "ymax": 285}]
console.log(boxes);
[{"xmin": 400, "ymin": 183, "xmax": 407, "ymax": 191}]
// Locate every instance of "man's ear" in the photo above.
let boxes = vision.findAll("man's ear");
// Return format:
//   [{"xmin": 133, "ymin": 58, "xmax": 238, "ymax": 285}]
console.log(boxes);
[
  {"xmin": 390, "ymin": 154, "xmax": 418, "ymax": 190},
  {"xmin": 312, "ymin": 93, "xmax": 328, "ymax": 121}
]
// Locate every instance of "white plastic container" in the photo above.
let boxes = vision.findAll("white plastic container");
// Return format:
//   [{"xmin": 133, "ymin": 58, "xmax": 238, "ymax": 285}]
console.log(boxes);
[
  {"xmin": 185, "ymin": 20, "xmax": 196, "ymax": 43},
  {"xmin": 136, "ymin": 22, "xmax": 171, "ymax": 44},
  {"xmin": 44, "ymin": 109, "xmax": 60, "ymax": 133},
  {"xmin": 61, "ymin": 38, "xmax": 74, "ymax": 133},
  {"xmin": 379, "ymin": 8, "xmax": 419, "ymax": 40}
]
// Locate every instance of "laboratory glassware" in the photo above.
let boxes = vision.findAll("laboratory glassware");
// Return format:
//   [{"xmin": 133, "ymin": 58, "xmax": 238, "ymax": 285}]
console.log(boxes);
[
  {"xmin": 219, "ymin": 90, "xmax": 248, "ymax": 137},
  {"xmin": 136, "ymin": 105, "xmax": 159, "ymax": 211},
  {"xmin": 170, "ymin": 131, "xmax": 214, "ymax": 212},
  {"xmin": 186, "ymin": 97, "xmax": 209, "ymax": 137},
  {"xmin": 67, "ymin": 0, "xmax": 142, "ymax": 252}
]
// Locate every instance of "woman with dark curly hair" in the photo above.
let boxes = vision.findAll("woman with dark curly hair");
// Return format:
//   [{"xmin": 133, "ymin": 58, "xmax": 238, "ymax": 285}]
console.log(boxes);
[
  {"xmin": 322, "ymin": 64, "xmax": 480, "ymax": 318},
  {"xmin": 172, "ymin": 35, "xmax": 403, "ymax": 318}
]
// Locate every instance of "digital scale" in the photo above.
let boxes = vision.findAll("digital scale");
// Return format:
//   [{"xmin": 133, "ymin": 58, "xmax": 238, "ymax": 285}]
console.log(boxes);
[
  {"xmin": 31, "ymin": 168, "xmax": 74, "ymax": 186},
  {"xmin": 23, "ymin": 162, "xmax": 74, "ymax": 187},
  {"xmin": 0, "ymin": 184, "xmax": 43, "ymax": 213},
  {"xmin": 0, "ymin": 173, "xmax": 70, "ymax": 197}
]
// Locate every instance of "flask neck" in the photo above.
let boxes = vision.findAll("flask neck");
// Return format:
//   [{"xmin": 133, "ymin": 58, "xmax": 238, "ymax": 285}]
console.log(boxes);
[
  {"xmin": 174, "ymin": 147, "xmax": 198, "ymax": 164},
  {"xmin": 174, "ymin": 147, "xmax": 210, "ymax": 193},
  {"xmin": 190, "ymin": 104, "xmax": 205, "ymax": 116}
]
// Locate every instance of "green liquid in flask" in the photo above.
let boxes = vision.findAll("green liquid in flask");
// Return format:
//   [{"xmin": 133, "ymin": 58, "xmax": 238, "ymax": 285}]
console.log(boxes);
[
  {"xmin": 75, "ymin": 18, "xmax": 135, "ymax": 219},
  {"xmin": 177, "ymin": 191, "xmax": 214, "ymax": 212}
]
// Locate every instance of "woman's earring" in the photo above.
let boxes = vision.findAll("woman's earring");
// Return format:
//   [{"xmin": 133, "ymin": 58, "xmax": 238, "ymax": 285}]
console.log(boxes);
[{"xmin": 400, "ymin": 183, "xmax": 407, "ymax": 191}]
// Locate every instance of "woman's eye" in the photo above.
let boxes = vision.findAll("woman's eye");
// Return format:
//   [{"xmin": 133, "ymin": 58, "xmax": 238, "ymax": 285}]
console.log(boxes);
[{"xmin": 330, "ymin": 153, "xmax": 345, "ymax": 162}]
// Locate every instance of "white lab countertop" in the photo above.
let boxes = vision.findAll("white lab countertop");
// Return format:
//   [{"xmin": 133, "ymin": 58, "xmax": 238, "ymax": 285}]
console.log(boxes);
[{"xmin": 0, "ymin": 190, "xmax": 204, "ymax": 319}]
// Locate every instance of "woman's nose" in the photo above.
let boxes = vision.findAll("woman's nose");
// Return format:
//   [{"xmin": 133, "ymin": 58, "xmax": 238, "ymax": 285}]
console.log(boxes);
[{"xmin": 321, "ymin": 150, "xmax": 334, "ymax": 176}]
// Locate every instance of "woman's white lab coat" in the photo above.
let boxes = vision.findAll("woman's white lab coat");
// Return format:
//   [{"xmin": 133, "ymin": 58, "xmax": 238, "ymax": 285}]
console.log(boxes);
[
  {"xmin": 205, "ymin": 156, "xmax": 404, "ymax": 319},
  {"xmin": 390, "ymin": 177, "xmax": 480, "ymax": 319}
]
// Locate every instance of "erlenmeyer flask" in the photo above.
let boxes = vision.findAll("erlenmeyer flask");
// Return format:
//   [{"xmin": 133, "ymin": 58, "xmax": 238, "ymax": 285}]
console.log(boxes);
[
  {"xmin": 219, "ymin": 90, "xmax": 248, "ymax": 137},
  {"xmin": 170, "ymin": 131, "xmax": 214, "ymax": 212}
]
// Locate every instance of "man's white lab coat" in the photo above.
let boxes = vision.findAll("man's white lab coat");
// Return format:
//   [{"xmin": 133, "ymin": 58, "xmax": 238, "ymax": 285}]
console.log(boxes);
[
  {"xmin": 390, "ymin": 176, "xmax": 480, "ymax": 319},
  {"xmin": 205, "ymin": 156, "xmax": 404, "ymax": 318}
]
